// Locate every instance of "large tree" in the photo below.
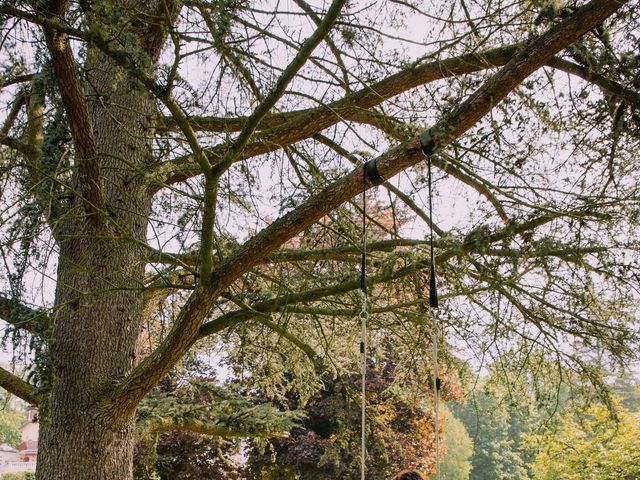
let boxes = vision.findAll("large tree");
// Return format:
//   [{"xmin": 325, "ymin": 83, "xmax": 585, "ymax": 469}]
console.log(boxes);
[{"xmin": 0, "ymin": 0, "xmax": 638, "ymax": 479}]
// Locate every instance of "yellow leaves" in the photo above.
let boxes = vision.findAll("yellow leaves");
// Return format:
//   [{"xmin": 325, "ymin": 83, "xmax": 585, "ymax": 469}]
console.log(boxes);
[{"xmin": 525, "ymin": 401, "xmax": 640, "ymax": 480}]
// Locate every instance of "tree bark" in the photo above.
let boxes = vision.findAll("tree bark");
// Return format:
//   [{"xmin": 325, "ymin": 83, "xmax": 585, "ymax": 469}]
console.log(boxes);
[{"xmin": 35, "ymin": 42, "xmax": 154, "ymax": 480}]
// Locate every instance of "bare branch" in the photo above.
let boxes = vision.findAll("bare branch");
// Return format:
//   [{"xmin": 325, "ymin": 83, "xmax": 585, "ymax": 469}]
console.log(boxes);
[
  {"xmin": 197, "ymin": 217, "xmax": 595, "ymax": 341},
  {"xmin": 148, "ymin": 44, "xmax": 521, "ymax": 188},
  {"xmin": 209, "ymin": 0, "xmax": 349, "ymax": 179},
  {"xmin": 0, "ymin": 366, "xmax": 38, "ymax": 405},
  {"xmin": 1, "ymin": 92, "xmax": 26, "ymax": 136},
  {"xmin": 144, "ymin": 238, "xmax": 433, "ymax": 267},
  {"xmin": 547, "ymin": 56, "xmax": 640, "ymax": 107},
  {"xmin": 0, "ymin": 73, "xmax": 36, "ymax": 91},
  {"xmin": 0, "ymin": 133, "xmax": 39, "ymax": 157}
]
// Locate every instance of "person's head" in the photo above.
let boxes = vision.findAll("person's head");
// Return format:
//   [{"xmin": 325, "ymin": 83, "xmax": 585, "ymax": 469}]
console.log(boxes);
[{"xmin": 392, "ymin": 470, "xmax": 426, "ymax": 480}]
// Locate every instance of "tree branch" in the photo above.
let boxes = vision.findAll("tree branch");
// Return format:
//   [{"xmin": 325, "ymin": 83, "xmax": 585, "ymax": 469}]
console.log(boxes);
[
  {"xmin": 197, "ymin": 216, "xmax": 595, "ymax": 341},
  {"xmin": 0, "ymin": 294, "xmax": 48, "ymax": 333},
  {"xmin": 106, "ymin": 0, "xmax": 626, "ymax": 417},
  {"xmin": 208, "ymin": 0, "xmax": 348, "ymax": 179},
  {"xmin": 147, "ymin": 44, "xmax": 521, "ymax": 188},
  {"xmin": 0, "ymin": 366, "xmax": 38, "ymax": 405},
  {"xmin": 0, "ymin": 73, "xmax": 36, "ymax": 91},
  {"xmin": 153, "ymin": 45, "xmax": 520, "ymax": 135},
  {"xmin": 332, "ymin": 111, "xmax": 510, "ymax": 222},
  {"xmin": 144, "ymin": 238, "xmax": 433, "ymax": 267},
  {"xmin": 42, "ymin": 3, "xmax": 105, "ymax": 224},
  {"xmin": 546, "ymin": 56, "xmax": 640, "ymax": 107}
]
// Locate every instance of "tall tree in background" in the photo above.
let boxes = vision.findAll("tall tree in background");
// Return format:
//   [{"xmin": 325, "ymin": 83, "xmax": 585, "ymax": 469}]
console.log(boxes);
[{"xmin": 0, "ymin": 1, "xmax": 638, "ymax": 479}]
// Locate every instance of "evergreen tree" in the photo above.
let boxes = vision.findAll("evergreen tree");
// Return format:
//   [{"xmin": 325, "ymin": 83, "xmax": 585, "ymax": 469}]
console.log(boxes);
[{"xmin": 0, "ymin": 1, "xmax": 637, "ymax": 479}]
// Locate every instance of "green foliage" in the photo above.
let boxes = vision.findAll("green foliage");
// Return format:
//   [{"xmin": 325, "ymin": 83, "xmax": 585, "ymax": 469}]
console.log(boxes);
[
  {"xmin": 137, "ymin": 379, "xmax": 304, "ymax": 438},
  {"xmin": 611, "ymin": 373, "xmax": 640, "ymax": 412},
  {"xmin": 440, "ymin": 410, "xmax": 473, "ymax": 480},
  {"xmin": 134, "ymin": 370, "xmax": 303, "ymax": 479},
  {"xmin": 1, "ymin": 474, "xmax": 35, "ymax": 480},
  {"xmin": 525, "ymin": 401, "xmax": 640, "ymax": 480},
  {"xmin": 0, "ymin": 407, "xmax": 23, "ymax": 448}
]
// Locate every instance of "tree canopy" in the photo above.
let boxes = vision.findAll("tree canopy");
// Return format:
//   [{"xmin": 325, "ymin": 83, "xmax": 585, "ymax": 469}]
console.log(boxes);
[{"xmin": 0, "ymin": 0, "xmax": 638, "ymax": 478}]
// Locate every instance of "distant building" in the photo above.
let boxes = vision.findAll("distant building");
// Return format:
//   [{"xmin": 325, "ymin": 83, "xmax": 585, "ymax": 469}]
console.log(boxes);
[
  {"xmin": 18, "ymin": 408, "xmax": 38, "ymax": 463},
  {"xmin": 0, "ymin": 408, "xmax": 37, "ymax": 474}
]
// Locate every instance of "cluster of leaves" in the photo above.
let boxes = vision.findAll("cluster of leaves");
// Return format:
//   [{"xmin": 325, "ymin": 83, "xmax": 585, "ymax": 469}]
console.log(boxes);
[
  {"xmin": 0, "ymin": 474, "xmax": 35, "ymax": 480},
  {"xmin": 134, "ymin": 430, "xmax": 240, "ymax": 480},
  {"xmin": 134, "ymin": 369, "xmax": 303, "ymax": 480},
  {"xmin": 0, "ymin": 406, "xmax": 23, "ymax": 448},
  {"xmin": 243, "ymin": 360, "xmax": 465, "ymax": 480}
]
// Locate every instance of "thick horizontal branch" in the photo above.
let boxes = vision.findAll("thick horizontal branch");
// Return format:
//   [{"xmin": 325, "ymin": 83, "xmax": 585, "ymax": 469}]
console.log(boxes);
[
  {"xmin": 197, "ymin": 221, "xmax": 598, "ymax": 340},
  {"xmin": 0, "ymin": 73, "xmax": 36, "ymax": 90},
  {"xmin": 0, "ymin": 133, "xmax": 39, "ymax": 157},
  {"xmin": 148, "ymin": 45, "xmax": 521, "ymax": 188},
  {"xmin": 154, "ymin": 46, "xmax": 519, "ymax": 136},
  {"xmin": 107, "ymin": 0, "xmax": 625, "ymax": 417},
  {"xmin": 0, "ymin": 366, "xmax": 38, "ymax": 405},
  {"xmin": 145, "ymin": 238, "xmax": 432, "ymax": 266}
]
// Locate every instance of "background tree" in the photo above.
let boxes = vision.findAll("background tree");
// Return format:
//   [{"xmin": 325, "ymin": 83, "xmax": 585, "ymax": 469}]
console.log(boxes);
[
  {"xmin": 525, "ymin": 401, "xmax": 640, "ymax": 480},
  {"xmin": 454, "ymin": 390, "xmax": 529, "ymax": 480},
  {"xmin": 0, "ymin": 406, "xmax": 23, "ymax": 448},
  {"xmin": 0, "ymin": 1, "xmax": 637, "ymax": 479},
  {"xmin": 439, "ymin": 409, "xmax": 473, "ymax": 480}
]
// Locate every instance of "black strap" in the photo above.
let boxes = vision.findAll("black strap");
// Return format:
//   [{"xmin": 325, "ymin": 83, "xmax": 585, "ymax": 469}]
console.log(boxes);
[
  {"xmin": 420, "ymin": 128, "xmax": 438, "ymax": 157},
  {"xmin": 364, "ymin": 159, "xmax": 385, "ymax": 186}
]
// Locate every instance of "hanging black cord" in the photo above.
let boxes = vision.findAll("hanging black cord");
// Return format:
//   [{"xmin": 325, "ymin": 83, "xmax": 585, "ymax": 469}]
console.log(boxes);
[
  {"xmin": 360, "ymin": 164, "xmax": 367, "ymax": 295},
  {"xmin": 427, "ymin": 155, "xmax": 438, "ymax": 309},
  {"xmin": 359, "ymin": 164, "xmax": 368, "ymax": 480}
]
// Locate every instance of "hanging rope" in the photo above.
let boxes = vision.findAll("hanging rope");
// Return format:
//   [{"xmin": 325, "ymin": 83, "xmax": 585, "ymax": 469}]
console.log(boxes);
[
  {"xmin": 359, "ymin": 160, "xmax": 385, "ymax": 480},
  {"xmin": 359, "ymin": 164, "xmax": 368, "ymax": 480},
  {"xmin": 426, "ymin": 144, "xmax": 441, "ymax": 480}
]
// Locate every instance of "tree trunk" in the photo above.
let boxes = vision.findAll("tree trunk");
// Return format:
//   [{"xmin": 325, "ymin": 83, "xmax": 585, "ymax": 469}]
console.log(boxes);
[{"xmin": 36, "ymin": 45, "xmax": 154, "ymax": 479}]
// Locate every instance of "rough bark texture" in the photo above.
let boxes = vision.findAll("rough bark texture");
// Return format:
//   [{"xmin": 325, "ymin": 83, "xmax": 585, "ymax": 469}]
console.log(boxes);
[{"xmin": 35, "ymin": 42, "xmax": 154, "ymax": 479}]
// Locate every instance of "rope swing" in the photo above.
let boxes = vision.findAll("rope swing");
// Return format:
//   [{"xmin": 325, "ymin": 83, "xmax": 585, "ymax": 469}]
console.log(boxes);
[
  {"xmin": 358, "ymin": 148, "xmax": 440, "ymax": 479},
  {"xmin": 422, "ymin": 130, "xmax": 442, "ymax": 480},
  {"xmin": 426, "ymin": 151, "xmax": 441, "ymax": 480},
  {"xmin": 359, "ymin": 160, "xmax": 384, "ymax": 480}
]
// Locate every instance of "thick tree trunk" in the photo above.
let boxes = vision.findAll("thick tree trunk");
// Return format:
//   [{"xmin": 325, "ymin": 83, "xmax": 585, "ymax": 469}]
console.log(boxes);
[{"xmin": 36, "ymin": 46, "xmax": 155, "ymax": 479}]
